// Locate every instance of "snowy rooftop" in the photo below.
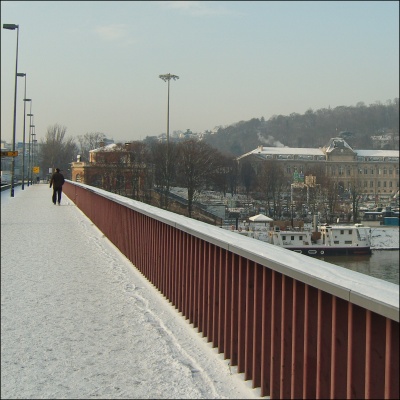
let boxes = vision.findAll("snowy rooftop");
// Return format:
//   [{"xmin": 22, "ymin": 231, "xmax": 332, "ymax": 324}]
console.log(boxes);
[
  {"xmin": 89, "ymin": 143, "xmax": 118, "ymax": 152},
  {"xmin": 239, "ymin": 137, "xmax": 399, "ymax": 159}
]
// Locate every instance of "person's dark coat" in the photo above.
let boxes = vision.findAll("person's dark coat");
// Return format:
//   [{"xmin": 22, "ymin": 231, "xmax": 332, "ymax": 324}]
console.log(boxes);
[{"xmin": 50, "ymin": 170, "xmax": 65, "ymax": 189}]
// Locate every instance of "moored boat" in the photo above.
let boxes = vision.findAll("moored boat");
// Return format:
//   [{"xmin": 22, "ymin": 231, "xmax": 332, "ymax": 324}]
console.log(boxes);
[{"xmin": 267, "ymin": 223, "xmax": 372, "ymax": 256}]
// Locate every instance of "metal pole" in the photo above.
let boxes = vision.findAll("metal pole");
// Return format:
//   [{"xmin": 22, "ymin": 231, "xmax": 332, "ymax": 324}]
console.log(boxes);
[
  {"xmin": 166, "ymin": 78, "xmax": 170, "ymax": 207},
  {"xmin": 32, "ymin": 131, "xmax": 37, "ymax": 184},
  {"xmin": 3, "ymin": 24, "xmax": 19, "ymax": 197},
  {"xmin": 27, "ymin": 108, "xmax": 33, "ymax": 187},
  {"xmin": 31, "ymin": 127, "xmax": 35, "ymax": 184},
  {"xmin": 31, "ymin": 130, "xmax": 36, "ymax": 184},
  {"xmin": 167, "ymin": 78, "xmax": 170, "ymax": 148},
  {"xmin": 159, "ymin": 73, "xmax": 179, "ymax": 209},
  {"xmin": 18, "ymin": 74, "xmax": 29, "ymax": 190}
]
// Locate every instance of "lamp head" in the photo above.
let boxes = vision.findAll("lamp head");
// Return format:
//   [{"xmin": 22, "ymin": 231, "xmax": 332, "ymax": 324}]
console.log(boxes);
[
  {"xmin": 17, "ymin": 73, "xmax": 26, "ymax": 77},
  {"xmin": 159, "ymin": 73, "xmax": 179, "ymax": 82},
  {"xmin": 3, "ymin": 24, "xmax": 19, "ymax": 30},
  {"xmin": 24, "ymin": 98, "xmax": 32, "ymax": 102}
]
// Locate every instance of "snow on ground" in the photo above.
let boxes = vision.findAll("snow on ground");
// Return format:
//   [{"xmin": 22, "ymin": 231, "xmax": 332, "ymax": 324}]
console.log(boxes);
[
  {"xmin": 369, "ymin": 226, "xmax": 399, "ymax": 249},
  {"xmin": 1, "ymin": 185, "xmax": 262, "ymax": 399}
]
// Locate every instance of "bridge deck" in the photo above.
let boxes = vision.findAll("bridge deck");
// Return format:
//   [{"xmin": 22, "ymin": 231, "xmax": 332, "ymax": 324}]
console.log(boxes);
[{"xmin": 1, "ymin": 184, "xmax": 261, "ymax": 399}]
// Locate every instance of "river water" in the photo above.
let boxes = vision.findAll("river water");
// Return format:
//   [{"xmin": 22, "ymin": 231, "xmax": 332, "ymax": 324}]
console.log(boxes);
[{"xmin": 318, "ymin": 250, "xmax": 399, "ymax": 285}]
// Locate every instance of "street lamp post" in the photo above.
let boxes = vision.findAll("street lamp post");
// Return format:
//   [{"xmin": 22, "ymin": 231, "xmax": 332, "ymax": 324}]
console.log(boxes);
[
  {"xmin": 159, "ymin": 73, "xmax": 179, "ymax": 147},
  {"xmin": 27, "ymin": 108, "xmax": 33, "ymax": 186},
  {"xmin": 291, "ymin": 203, "xmax": 295, "ymax": 228},
  {"xmin": 159, "ymin": 73, "xmax": 179, "ymax": 209},
  {"xmin": 32, "ymin": 134, "xmax": 37, "ymax": 184},
  {"xmin": 30, "ymin": 128, "xmax": 35, "ymax": 185},
  {"xmin": 3, "ymin": 23, "xmax": 20, "ymax": 197},
  {"xmin": 17, "ymin": 72, "xmax": 28, "ymax": 189}
]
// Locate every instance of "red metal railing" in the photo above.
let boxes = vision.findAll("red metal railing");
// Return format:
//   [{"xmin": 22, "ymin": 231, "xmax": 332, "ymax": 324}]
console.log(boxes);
[{"xmin": 64, "ymin": 181, "xmax": 399, "ymax": 399}]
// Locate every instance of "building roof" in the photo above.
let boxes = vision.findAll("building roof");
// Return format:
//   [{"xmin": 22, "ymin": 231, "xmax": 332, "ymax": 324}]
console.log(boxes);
[
  {"xmin": 324, "ymin": 137, "xmax": 354, "ymax": 153},
  {"xmin": 356, "ymin": 149, "xmax": 399, "ymax": 158},
  {"xmin": 89, "ymin": 143, "xmax": 118, "ymax": 153},
  {"xmin": 238, "ymin": 137, "xmax": 399, "ymax": 160},
  {"xmin": 237, "ymin": 146, "xmax": 324, "ymax": 160}
]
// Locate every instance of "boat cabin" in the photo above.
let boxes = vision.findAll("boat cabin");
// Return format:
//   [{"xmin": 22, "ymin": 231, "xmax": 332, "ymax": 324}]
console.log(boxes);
[
  {"xmin": 268, "ymin": 224, "xmax": 371, "ymax": 248},
  {"xmin": 319, "ymin": 224, "xmax": 371, "ymax": 247}
]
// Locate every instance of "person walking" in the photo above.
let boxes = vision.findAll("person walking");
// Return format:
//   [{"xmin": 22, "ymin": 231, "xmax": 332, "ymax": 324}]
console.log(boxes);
[{"xmin": 49, "ymin": 168, "xmax": 65, "ymax": 205}]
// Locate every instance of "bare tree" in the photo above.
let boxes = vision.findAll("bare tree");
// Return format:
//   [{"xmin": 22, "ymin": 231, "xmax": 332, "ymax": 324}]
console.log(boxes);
[
  {"xmin": 320, "ymin": 177, "xmax": 341, "ymax": 223},
  {"xmin": 149, "ymin": 141, "xmax": 178, "ymax": 209},
  {"xmin": 348, "ymin": 174, "xmax": 363, "ymax": 223},
  {"xmin": 176, "ymin": 139, "xmax": 221, "ymax": 218},
  {"xmin": 76, "ymin": 132, "xmax": 106, "ymax": 162},
  {"xmin": 125, "ymin": 141, "xmax": 151, "ymax": 201},
  {"xmin": 211, "ymin": 154, "xmax": 238, "ymax": 196},
  {"xmin": 239, "ymin": 161, "xmax": 257, "ymax": 198},
  {"xmin": 256, "ymin": 160, "xmax": 285, "ymax": 217},
  {"xmin": 39, "ymin": 124, "xmax": 78, "ymax": 179}
]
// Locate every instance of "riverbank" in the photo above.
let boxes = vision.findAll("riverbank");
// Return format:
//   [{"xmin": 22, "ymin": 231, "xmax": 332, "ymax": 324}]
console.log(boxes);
[{"xmin": 370, "ymin": 226, "xmax": 399, "ymax": 250}]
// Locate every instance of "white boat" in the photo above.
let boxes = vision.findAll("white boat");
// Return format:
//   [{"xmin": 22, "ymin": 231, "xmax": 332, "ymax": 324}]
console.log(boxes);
[{"xmin": 267, "ymin": 223, "xmax": 372, "ymax": 256}]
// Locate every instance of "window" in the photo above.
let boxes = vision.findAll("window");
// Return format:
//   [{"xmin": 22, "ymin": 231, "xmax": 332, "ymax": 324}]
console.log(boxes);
[
  {"xmin": 389, "ymin": 169, "xmax": 393, "ymax": 175},
  {"xmin": 339, "ymin": 166, "xmax": 344, "ymax": 176},
  {"xmin": 370, "ymin": 181, "xmax": 374, "ymax": 188},
  {"xmin": 389, "ymin": 181, "xmax": 393, "ymax": 188},
  {"xmin": 383, "ymin": 167, "xmax": 387, "ymax": 175},
  {"xmin": 384, "ymin": 181, "xmax": 387, "ymax": 187},
  {"xmin": 378, "ymin": 181, "xmax": 381, "ymax": 188},
  {"xmin": 364, "ymin": 181, "xmax": 367, "ymax": 187},
  {"xmin": 364, "ymin": 168, "xmax": 368, "ymax": 174}
]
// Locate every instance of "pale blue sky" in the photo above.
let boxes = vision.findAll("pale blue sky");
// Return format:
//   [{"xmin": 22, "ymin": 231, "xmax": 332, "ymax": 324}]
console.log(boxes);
[{"xmin": 1, "ymin": 1, "xmax": 399, "ymax": 144}]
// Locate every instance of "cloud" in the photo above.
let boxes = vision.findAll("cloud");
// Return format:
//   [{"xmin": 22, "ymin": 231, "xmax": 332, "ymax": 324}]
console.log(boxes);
[
  {"xmin": 158, "ymin": 1, "xmax": 233, "ymax": 16},
  {"xmin": 93, "ymin": 24, "xmax": 129, "ymax": 41}
]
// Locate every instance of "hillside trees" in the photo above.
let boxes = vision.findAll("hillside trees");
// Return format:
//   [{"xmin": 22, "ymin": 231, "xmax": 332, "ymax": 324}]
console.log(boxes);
[{"xmin": 204, "ymin": 99, "xmax": 399, "ymax": 156}]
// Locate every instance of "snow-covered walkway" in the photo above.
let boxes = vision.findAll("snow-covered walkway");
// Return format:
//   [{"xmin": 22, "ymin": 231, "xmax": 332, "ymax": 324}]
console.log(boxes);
[{"xmin": 1, "ymin": 184, "xmax": 261, "ymax": 399}]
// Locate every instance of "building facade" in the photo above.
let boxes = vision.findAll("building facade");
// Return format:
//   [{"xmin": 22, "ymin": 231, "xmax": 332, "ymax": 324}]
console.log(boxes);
[
  {"xmin": 237, "ymin": 137, "xmax": 399, "ymax": 203},
  {"xmin": 71, "ymin": 142, "xmax": 152, "ymax": 202}
]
